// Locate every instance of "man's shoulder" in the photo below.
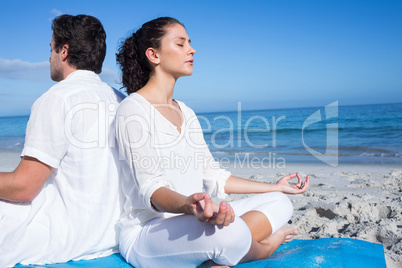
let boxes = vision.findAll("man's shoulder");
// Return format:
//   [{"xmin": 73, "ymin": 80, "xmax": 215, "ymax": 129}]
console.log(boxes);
[
  {"xmin": 45, "ymin": 71, "xmax": 125, "ymax": 102},
  {"xmin": 54, "ymin": 70, "xmax": 107, "ymax": 93}
]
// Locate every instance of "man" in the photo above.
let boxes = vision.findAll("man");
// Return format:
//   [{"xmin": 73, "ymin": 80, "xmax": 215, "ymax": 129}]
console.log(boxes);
[{"xmin": 0, "ymin": 15, "xmax": 125, "ymax": 266}]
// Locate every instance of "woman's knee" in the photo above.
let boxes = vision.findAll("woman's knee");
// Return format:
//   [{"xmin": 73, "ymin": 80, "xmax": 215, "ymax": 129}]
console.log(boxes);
[
  {"xmin": 273, "ymin": 192, "xmax": 294, "ymax": 222},
  {"xmin": 276, "ymin": 192, "xmax": 294, "ymax": 218},
  {"xmin": 253, "ymin": 192, "xmax": 294, "ymax": 233}
]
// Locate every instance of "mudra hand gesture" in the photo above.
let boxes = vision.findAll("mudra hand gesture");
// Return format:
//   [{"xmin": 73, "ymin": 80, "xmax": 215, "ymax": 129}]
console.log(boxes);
[
  {"xmin": 186, "ymin": 193, "xmax": 235, "ymax": 226},
  {"xmin": 276, "ymin": 173, "xmax": 310, "ymax": 194}
]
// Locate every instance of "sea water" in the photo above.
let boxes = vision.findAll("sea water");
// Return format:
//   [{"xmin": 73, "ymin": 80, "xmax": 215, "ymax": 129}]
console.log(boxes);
[
  {"xmin": 0, "ymin": 115, "xmax": 28, "ymax": 152},
  {"xmin": 0, "ymin": 103, "xmax": 401, "ymax": 165},
  {"xmin": 199, "ymin": 102, "xmax": 402, "ymax": 165}
]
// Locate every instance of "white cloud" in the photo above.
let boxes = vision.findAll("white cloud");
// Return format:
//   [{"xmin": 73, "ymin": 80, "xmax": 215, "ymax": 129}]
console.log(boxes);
[
  {"xmin": 0, "ymin": 58, "xmax": 49, "ymax": 82},
  {"xmin": 48, "ymin": 9, "xmax": 63, "ymax": 21},
  {"xmin": 99, "ymin": 67, "xmax": 120, "ymax": 86},
  {"xmin": 51, "ymin": 9, "xmax": 63, "ymax": 17},
  {"xmin": 0, "ymin": 58, "xmax": 121, "ymax": 86}
]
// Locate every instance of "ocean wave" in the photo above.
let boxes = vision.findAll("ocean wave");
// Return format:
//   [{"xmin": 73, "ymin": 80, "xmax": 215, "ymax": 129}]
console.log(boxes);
[
  {"xmin": 202, "ymin": 125, "xmax": 402, "ymax": 135},
  {"xmin": 339, "ymin": 146, "xmax": 396, "ymax": 154},
  {"xmin": 211, "ymin": 147, "xmax": 401, "ymax": 159},
  {"xmin": 360, "ymin": 152, "xmax": 402, "ymax": 158},
  {"xmin": 6, "ymin": 142, "xmax": 24, "ymax": 150},
  {"xmin": 203, "ymin": 128, "xmax": 341, "ymax": 135},
  {"xmin": 211, "ymin": 151, "xmax": 340, "ymax": 157}
]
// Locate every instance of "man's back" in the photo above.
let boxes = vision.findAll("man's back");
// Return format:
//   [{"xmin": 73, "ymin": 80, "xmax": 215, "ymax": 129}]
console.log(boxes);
[{"xmin": 0, "ymin": 70, "xmax": 125, "ymax": 266}]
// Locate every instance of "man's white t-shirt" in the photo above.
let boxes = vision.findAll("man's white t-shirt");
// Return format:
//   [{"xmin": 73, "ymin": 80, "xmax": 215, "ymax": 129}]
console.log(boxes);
[{"xmin": 0, "ymin": 70, "xmax": 125, "ymax": 267}]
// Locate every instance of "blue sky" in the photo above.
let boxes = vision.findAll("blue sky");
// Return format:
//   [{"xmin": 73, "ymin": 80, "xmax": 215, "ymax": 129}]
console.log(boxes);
[{"xmin": 0, "ymin": 0, "xmax": 401, "ymax": 116}]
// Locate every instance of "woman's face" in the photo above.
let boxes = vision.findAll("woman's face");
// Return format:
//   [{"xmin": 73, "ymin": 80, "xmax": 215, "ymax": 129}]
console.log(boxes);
[{"xmin": 157, "ymin": 23, "xmax": 196, "ymax": 79}]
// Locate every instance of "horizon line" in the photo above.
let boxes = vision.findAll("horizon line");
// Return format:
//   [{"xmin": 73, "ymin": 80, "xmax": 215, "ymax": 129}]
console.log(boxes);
[{"xmin": 1, "ymin": 101, "xmax": 401, "ymax": 118}]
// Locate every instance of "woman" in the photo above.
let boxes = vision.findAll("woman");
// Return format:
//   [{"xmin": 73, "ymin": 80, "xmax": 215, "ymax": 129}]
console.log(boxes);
[{"xmin": 115, "ymin": 17, "xmax": 309, "ymax": 268}]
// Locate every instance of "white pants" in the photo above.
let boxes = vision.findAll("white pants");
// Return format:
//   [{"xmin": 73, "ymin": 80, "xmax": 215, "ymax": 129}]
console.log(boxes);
[{"xmin": 121, "ymin": 192, "xmax": 293, "ymax": 268}]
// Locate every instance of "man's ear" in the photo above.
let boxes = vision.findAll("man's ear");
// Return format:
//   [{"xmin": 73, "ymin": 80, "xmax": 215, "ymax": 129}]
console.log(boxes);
[
  {"xmin": 145, "ymin": 48, "xmax": 160, "ymax": 65},
  {"xmin": 60, "ymin": 44, "xmax": 69, "ymax": 62}
]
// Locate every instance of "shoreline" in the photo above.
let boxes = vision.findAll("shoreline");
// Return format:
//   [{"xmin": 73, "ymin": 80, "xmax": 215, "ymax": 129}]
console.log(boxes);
[
  {"xmin": 1, "ymin": 151, "xmax": 401, "ymax": 267},
  {"xmin": 0, "ymin": 149, "xmax": 21, "ymax": 172}
]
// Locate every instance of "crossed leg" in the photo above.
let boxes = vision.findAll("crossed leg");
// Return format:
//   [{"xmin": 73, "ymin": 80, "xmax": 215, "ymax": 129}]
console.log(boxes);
[
  {"xmin": 239, "ymin": 210, "xmax": 298, "ymax": 264},
  {"xmin": 211, "ymin": 192, "xmax": 298, "ymax": 267}
]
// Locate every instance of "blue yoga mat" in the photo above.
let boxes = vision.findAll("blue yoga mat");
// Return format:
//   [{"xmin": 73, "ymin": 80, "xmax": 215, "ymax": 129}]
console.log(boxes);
[
  {"xmin": 15, "ymin": 254, "xmax": 132, "ymax": 268},
  {"xmin": 235, "ymin": 238, "xmax": 386, "ymax": 267},
  {"xmin": 15, "ymin": 238, "xmax": 386, "ymax": 267}
]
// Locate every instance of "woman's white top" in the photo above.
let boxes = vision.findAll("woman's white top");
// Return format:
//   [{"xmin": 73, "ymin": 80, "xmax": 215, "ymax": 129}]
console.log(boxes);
[{"xmin": 115, "ymin": 93, "xmax": 231, "ymax": 240}]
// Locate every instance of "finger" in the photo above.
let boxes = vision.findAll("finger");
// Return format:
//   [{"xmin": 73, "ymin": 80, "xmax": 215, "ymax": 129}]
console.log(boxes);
[
  {"xmin": 229, "ymin": 204, "xmax": 235, "ymax": 223},
  {"xmin": 303, "ymin": 175, "xmax": 310, "ymax": 190},
  {"xmin": 192, "ymin": 192, "xmax": 207, "ymax": 203},
  {"xmin": 203, "ymin": 194, "xmax": 213, "ymax": 219},
  {"xmin": 295, "ymin": 173, "xmax": 303, "ymax": 187},
  {"xmin": 276, "ymin": 173, "xmax": 295, "ymax": 186},
  {"xmin": 222, "ymin": 203, "xmax": 234, "ymax": 226},
  {"xmin": 222, "ymin": 202, "xmax": 231, "ymax": 226},
  {"xmin": 187, "ymin": 193, "xmax": 204, "ymax": 206},
  {"xmin": 282, "ymin": 173, "xmax": 297, "ymax": 181},
  {"xmin": 209, "ymin": 201, "xmax": 226, "ymax": 225},
  {"xmin": 187, "ymin": 193, "xmax": 203, "ymax": 211},
  {"xmin": 295, "ymin": 175, "xmax": 310, "ymax": 193},
  {"xmin": 300, "ymin": 175, "xmax": 309, "ymax": 190}
]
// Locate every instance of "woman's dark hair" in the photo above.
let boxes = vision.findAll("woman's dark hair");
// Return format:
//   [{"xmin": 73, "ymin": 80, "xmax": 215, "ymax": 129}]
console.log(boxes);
[
  {"xmin": 116, "ymin": 17, "xmax": 183, "ymax": 94},
  {"xmin": 52, "ymin": 14, "xmax": 106, "ymax": 74}
]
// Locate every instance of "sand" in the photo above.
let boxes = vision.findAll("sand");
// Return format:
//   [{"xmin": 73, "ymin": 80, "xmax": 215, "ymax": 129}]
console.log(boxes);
[
  {"xmin": 227, "ymin": 162, "xmax": 402, "ymax": 268},
  {"xmin": 1, "ymin": 151, "xmax": 401, "ymax": 267}
]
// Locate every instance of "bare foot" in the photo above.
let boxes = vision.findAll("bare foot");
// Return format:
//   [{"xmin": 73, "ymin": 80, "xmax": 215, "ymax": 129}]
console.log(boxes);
[
  {"xmin": 238, "ymin": 226, "xmax": 300, "ymax": 263},
  {"xmin": 258, "ymin": 226, "xmax": 298, "ymax": 257},
  {"xmin": 281, "ymin": 226, "xmax": 298, "ymax": 244}
]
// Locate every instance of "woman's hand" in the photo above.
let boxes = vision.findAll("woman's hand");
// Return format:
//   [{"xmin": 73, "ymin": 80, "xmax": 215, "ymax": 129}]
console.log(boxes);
[
  {"xmin": 185, "ymin": 193, "xmax": 235, "ymax": 226},
  {"xmin": 276, "ymin": 173, "xmax": 309, "ymax": 194}
]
